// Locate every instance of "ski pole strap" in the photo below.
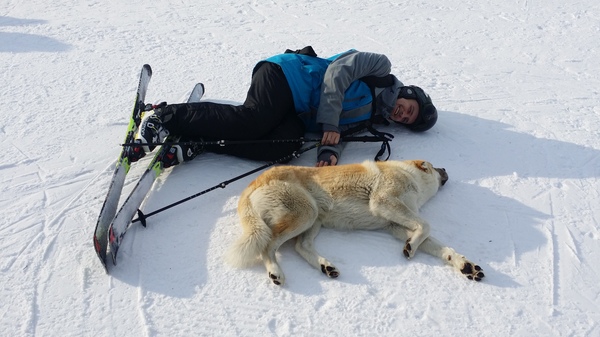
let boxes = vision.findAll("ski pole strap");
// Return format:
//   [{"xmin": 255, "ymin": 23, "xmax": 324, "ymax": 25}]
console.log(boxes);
[
  {"xmin": 339, "ymin": 121, "xmax": 395, "ymax": 161},
  {"xmin": 375, "ymin": 140, "xmax": 391, "ymax": 162},
  {"xmin": 364, "ymin": 124, "xmax": 394, "ymax": 161}
]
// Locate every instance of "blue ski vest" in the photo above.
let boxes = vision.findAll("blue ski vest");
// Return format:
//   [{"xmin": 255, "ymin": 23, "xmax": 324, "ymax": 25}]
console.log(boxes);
[{"xmin": 262, "ymin": 51, "xmax": 373, "ymax": 131}]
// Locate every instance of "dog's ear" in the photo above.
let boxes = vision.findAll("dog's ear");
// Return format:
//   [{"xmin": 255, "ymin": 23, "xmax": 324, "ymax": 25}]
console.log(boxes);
[{"xmin": 414, "ymin": 160, "xmax": 430, "ymax": 173}]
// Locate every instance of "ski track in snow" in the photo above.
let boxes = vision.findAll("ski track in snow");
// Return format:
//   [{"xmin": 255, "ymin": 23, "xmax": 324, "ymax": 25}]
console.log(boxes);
[{"xmin": 2, "ymin": 0, "xmax": 600, "ymax": 336}]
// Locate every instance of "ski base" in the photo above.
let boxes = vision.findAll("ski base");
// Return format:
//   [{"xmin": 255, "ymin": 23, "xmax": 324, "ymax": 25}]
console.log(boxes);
[
  {"xmin": 106, "ymin": 82, "xmax": 205, "ymax": 269},
  {"xmin": 93, "ymin": 64, "xmax": 152, "ymax": 273}
]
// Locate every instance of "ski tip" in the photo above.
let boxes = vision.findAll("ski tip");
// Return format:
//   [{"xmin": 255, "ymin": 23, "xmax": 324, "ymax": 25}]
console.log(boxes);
[
  {"xmin": 143, "ymin": 64, "xmax": 152, "ymax": 76},
  {"xmin": 187, "ymin": 83, "xmax": 205, "ymax": 103},
  {"xmin": 196, "ymin": 83, "xmax": 205, "ymax": 96}
]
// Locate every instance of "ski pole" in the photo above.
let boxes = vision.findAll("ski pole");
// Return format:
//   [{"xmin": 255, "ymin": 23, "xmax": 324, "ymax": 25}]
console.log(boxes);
[
  {"xmin": 131, "ymin": 142, "xmax": 320, "ymax": 226},
  {"xmin": 121, "ymin": 135, "xmax": 391, "ymax": 148}
]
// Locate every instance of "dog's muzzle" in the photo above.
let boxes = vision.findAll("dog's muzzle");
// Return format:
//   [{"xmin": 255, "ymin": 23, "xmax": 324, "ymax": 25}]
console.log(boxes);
[{"xmin": 435, "ymin": 167, "xmax": 448, "ymax": 186}]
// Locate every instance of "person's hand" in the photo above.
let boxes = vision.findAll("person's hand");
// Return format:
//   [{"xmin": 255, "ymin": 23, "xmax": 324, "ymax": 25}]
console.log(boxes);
[
  {"xmin": 316, "ymin": 152, "xmax": 338, "ymax": 167},
  {"xmin": 321, "ymin": 131, "xmax": 340, "ymax": 145}
]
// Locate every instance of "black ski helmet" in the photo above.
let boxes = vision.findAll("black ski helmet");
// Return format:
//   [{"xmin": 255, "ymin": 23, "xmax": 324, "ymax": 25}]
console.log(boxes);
[{"xmin": 397, "ymin": 85, "xmax": 438, "ymax": 132}]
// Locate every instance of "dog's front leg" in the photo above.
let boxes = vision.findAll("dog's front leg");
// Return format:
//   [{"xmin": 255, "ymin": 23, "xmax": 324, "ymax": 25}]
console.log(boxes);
[
  {"xmin": 419, "ymin": 236, "xmax": 485, "ymax": 281},
  {"xmin": 385, "ymin": 224, "xmax": 427, "ymax": 259},
  {"xmin": 295, "ymin": 221, "xmax": 339, "ymax": 278},
  {"xmin": 371, "ymin": 197, "xmax": 430, "ymax": 258}
]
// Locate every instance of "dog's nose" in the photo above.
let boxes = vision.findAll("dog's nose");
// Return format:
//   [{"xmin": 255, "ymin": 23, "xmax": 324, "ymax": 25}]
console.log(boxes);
[{"xmin": 435, "ymin": 167, "xmax": 449, "ymax": 186}]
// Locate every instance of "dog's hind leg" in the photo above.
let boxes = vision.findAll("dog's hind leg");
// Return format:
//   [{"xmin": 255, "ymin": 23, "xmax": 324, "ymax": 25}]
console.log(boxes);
[
  {"xmin": 260, "ymin": 187, "xmax": 320, "ymax": 286},
  {"xmin": 261, "ymin": 241, "xmax": 287, "ymax": 286},
  {"xmin": 295, "ymin": 221, "xmax": 339, "ymax": 278},
  {"xmin": 418, "ymin": 235, "xmax": 485, "ymax": 281},
  {"xmin": 262, "ymin": 224, "xmax": 311, "ymax": 285}
]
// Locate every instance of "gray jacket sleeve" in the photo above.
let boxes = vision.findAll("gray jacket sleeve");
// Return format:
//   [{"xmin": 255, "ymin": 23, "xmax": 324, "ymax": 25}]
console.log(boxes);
[{"xmin": 316, "ymin": 51, "xmax": 392, "ymax": 129}]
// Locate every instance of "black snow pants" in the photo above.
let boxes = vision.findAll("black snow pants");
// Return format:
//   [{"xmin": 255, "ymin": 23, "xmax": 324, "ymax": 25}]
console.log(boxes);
[{"xmin": 160, "ymin": 62, "xmax": 306, "ymax": 161}]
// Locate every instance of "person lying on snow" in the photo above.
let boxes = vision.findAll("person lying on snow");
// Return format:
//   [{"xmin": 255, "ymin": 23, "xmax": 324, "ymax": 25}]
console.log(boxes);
[{"xmin": 128, "ymin": 46, "xmax": 438, "ymax": 167}]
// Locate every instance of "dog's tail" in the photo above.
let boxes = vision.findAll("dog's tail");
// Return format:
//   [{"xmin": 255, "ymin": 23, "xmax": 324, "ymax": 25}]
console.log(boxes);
[{"xmin": 226, "ymin": 206, "xmax": 272, "ymax": 268}]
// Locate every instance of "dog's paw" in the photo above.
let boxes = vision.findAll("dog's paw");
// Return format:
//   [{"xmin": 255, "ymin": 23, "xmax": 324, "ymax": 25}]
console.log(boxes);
[
  {"xmin": 268, "ymin": 272, "xmax": 285, "ymax": 286},
  {"xmin": 403, "ymin": 241, "xmax": 414, "ymax": 259},
  {"xmin": 460, "ymin": 262, "xmax": 485, "ymax": 281},
  {"xmin": 320, "ymin": 264, "xmax": 339, "ymax": 278}
]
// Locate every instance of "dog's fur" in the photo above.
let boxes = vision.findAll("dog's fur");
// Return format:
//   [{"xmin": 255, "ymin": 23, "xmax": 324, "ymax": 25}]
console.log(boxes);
[{"xmin": 226, "ymin": 160, "xmax": 484, "ymax": 285}]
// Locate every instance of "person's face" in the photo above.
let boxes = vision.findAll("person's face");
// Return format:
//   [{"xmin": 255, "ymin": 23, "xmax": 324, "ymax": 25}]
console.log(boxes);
[{"xmin": 389, "ymin": 98, "xmax": 419, "ymax": 124}]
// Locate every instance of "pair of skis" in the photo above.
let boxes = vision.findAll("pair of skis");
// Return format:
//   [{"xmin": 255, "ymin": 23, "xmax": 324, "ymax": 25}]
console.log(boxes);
[{"xmin": 93, "ymin": 64, "xmax": 204, "ymax": 273}]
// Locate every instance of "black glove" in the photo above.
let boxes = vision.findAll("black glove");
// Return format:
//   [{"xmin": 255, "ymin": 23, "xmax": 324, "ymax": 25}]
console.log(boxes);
[{"xmin": 317, "ymin": 150, "xmax": 337, "ymax": 165}]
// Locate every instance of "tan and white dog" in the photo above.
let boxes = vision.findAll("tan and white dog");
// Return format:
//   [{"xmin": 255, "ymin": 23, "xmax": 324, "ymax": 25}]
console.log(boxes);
[{"xmin": 226, "ymin": 160, "xmax": 484, "ymax": 285}]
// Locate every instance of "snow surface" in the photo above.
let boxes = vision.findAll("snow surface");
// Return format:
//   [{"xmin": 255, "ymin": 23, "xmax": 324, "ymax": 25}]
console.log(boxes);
[{"xmin": 2, "ymin": 0, "xmax": 600, "ymax": 336}]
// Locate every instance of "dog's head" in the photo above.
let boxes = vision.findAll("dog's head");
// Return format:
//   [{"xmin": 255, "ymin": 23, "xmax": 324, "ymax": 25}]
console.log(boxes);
[{"xmin": 409, "ymin": 160, "xmax": 449, "ymax": 188}]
